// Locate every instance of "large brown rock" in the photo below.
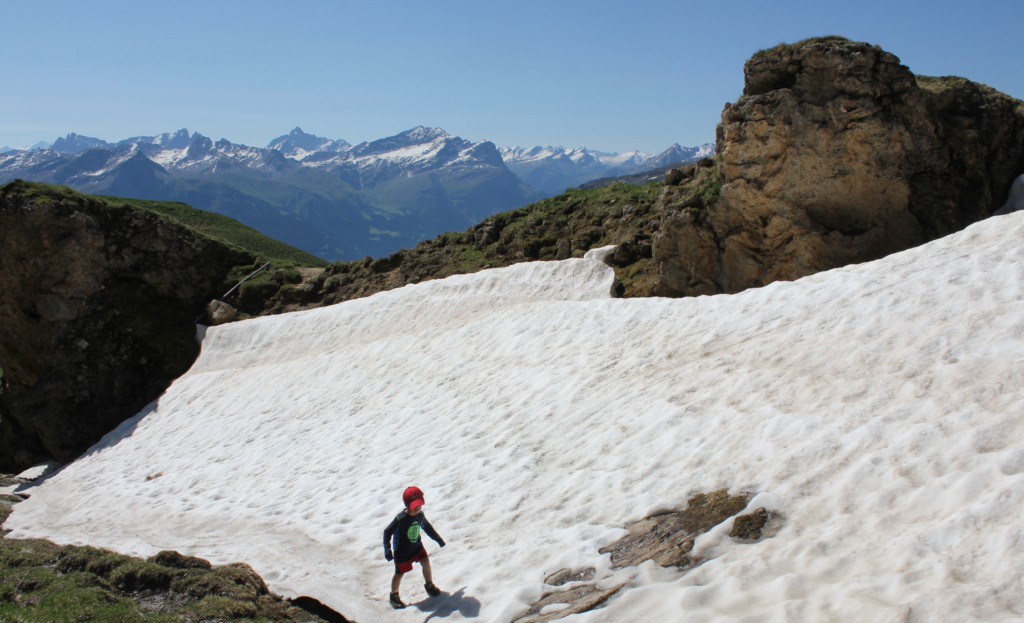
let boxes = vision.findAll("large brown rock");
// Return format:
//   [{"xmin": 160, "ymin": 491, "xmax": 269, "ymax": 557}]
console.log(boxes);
[
  {"xmin": 653, "ymin": 38, "xmax": 1024, "ymax": 297},
  {"xmin": 0, "ymin": 181, "xmax": 253, "ymax": 471}
]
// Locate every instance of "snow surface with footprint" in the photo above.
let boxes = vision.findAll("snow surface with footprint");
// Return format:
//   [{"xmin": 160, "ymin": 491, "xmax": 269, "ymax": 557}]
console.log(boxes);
[{"xmin": 8, "ymin": 213, "xmax": 1024, "ymax": 622}]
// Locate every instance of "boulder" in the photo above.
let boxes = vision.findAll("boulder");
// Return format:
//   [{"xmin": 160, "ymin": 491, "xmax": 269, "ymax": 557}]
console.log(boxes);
[
  {"xmin": 555, "ymin": 239, "xmax": 572, "ymax": 260},
  {"xmin": 664, "ymin": 168, "xmax": 685, "ymax": 186},
  {"xmin": 206, "ymin": 300, "xmax": 237, "ymax": 326},
  {"xmin": 474, "ymin": 218, "xmax": 505, "ymax": 247},
  {"xmin": 653, "ymin": 38, "xmax": 1024, "ymax": 297}
]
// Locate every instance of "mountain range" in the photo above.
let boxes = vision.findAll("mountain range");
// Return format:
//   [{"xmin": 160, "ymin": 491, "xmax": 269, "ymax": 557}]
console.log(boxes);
[
  {"xmin": 0, "ymin": 127, "xmax": 709, "ymax": 260},
  {"xmin": 500, "ymin": 142, "xmax": 714, "ymax": 194}
]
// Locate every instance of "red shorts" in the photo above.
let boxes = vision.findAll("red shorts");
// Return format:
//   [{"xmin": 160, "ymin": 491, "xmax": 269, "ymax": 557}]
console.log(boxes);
[{"xmin": 395, "ymin": 548, "xmax": 428, "ymax": 574}]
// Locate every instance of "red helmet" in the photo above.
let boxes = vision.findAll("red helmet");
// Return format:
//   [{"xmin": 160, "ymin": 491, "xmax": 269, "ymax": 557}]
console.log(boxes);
[{"xmin": 403, "ymin": 486, "xmax": 425, "ymax": 510}]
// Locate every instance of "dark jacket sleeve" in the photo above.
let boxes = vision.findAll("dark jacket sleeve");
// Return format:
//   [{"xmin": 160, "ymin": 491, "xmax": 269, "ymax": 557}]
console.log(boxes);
[
  {"xmin": 383, "ymin": 516, "xmax": 399, "ymax": 560},
  {"xmin": 422, "ymin": 516, "xmax": 445, "ymax": 547}
]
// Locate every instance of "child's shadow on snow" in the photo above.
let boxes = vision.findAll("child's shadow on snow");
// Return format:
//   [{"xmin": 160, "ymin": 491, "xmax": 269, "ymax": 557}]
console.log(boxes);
[{"xmin": 414, "ymin": 587, "xmax": 480, "ymax": 620}]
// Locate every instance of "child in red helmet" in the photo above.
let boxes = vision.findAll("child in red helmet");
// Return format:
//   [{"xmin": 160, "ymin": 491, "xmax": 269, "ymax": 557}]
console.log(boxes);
[{"xmin": 383, "ymin": 486, "xmax": 446, "ymax": 609}]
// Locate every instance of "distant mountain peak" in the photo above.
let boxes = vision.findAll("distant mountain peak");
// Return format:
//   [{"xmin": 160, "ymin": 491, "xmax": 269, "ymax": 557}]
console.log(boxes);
[
  {"xmin": 51, "ymin": 133, "xmax": 110, "ymax": 154},
  {"xmin": 500, "ymin": 142, "xmax": 714, "ymax": 195},
  {"xmin": 399, "ymin": 126, "xmax": 449, "ymax": 143},
  {"xmin": 266, "ymin": 127, "xmax": 347, "ymax": 157}
]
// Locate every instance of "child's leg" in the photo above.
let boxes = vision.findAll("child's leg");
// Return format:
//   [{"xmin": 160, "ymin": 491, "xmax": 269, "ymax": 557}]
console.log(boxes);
[
  {"xmin": 421, "ymin": 557, "xmax": 433, "ymax": 585},
  {"xmin": 391, "ymin": 572, "xmax": 403, "ymax": 593}
]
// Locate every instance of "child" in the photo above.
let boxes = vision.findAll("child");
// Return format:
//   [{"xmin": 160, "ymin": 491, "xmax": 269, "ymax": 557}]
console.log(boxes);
[{"xmin": 383, "ymin": 486, "xmax": 446, "ymax": 609}]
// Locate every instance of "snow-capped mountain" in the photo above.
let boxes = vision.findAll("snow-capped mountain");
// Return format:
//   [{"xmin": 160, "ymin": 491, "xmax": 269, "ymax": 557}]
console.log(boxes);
[
  {"xmin": 0, "ymin": 127, "xmax": 541, "ymax": 261},
  {"xmin": 643, "ymin": 142, "xmax": 715, "ymax": 168},
  {"xmin": 47, "ymin": 130, "xmax": 197, "ymax": 154},
  {"xmin": 265, "ymin": 127, "xmax": 350, "ymax": 159},
  {"xmin": 500, "ymin": 142, "xmax": 715, "ymax": 195},
  {"xmin": 499, "ymin": 145, "xmax": 648, "ymax": 169},
  {"xmin": 116, "ymin": 128, "xmax": 195, "ymax": 150},
  {"xmin": 0, "ymin": 126, "xmax": 708, "ymax": 260}
]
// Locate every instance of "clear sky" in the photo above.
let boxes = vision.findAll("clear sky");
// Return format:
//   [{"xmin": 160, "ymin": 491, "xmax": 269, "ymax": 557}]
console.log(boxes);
[{"xmin": 3, "ymin": 0, "xmax": 1021, "ymax": 154}]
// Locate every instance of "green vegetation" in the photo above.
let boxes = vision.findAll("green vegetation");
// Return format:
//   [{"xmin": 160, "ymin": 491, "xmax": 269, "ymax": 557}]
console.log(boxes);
[
  {"xmin": 914, "ymin": 75, "xmax": 1015, "ymax": 100},
  {"xmin": 93, "ymin": 195, "xmax": 327, "ymax": 267},
  {"xmin": 697, "ymin": 156, "xmax": 724, "ymax": 202},
  {"xmin": 10, "ymin": 180, "xmax": 325, "ymax": 267},
  {"xmin": 0, "ymin": 532, "xmax": 334, "ymax": 622},
  {"xmin": 749, "ymin": 35, "xmax": 855, "ymax": 61},
  {"xmin": 915, "ymin": 75, "xmax": 974, "ymax": 92}
]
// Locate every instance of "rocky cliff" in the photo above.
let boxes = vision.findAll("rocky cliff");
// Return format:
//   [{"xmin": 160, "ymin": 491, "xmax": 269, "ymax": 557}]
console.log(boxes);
[
  {"xmin": 652, "ymin": 37, "xmax": 1024, "ymax": 296},
  {"xmin": 0, "ymin": 181, "xmax": 255, "ymax": 472}
]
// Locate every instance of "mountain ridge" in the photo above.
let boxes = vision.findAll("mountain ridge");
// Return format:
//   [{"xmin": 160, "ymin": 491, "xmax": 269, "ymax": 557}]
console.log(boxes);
[
  {"xmin": 0, "ymin": 126, "xmax": 545, "ymax": 261},
  {"xmin": 500, "ymin": 142, "xmax": 714, "ymax": 195}
]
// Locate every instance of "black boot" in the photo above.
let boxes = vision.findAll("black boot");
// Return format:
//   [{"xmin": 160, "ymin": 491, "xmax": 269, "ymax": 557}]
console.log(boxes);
[
  {"xmin": 390, "ymin": 591, "xmax": 405, "ymax": 609},
  {"xmin": 425, "ymin": 582, "xmax": 441, "ymax": 597}
]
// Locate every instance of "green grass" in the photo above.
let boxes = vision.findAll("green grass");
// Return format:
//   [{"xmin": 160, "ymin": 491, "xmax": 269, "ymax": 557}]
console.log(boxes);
[
  {"xmin": 0, "ymin": 535, "xmax": 333, "ymax": 622},
  {"xmin": 698, "ymin": 156, "xmax": 724, "ymax": 203},
  {"xmin": 93, "ymin": 195, "xmax": 328, "ymax": 267},
  {"xmin": 7, "ymin": 180, "xmax": 326, "ymax": 267}
]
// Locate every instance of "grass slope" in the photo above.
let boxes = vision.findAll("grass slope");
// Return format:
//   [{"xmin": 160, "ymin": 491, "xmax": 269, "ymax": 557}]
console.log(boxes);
[
  {"xmin": 15, "ymin": 181, "xmax": 325, "ymax": 268},
  {"xmin": 91, "ymin": 193, "xmax": 327, "ymax": 268}
]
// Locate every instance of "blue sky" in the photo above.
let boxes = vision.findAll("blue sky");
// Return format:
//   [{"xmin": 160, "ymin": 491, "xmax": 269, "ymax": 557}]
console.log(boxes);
[{"xmin": 3, "ymin": 0, "xmax": 1021, "ymax": 154}]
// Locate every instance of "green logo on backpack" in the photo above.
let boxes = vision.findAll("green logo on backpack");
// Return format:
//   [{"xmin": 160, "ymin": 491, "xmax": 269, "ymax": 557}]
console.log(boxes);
[{"xmin": 407, "ymin": 524, "xmax": 420, "ymax": 542}]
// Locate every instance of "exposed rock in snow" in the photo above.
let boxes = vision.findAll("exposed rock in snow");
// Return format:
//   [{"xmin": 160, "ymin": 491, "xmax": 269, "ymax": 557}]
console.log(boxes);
[{"xmin": 206, "ymin": 300, "xmax": 238, "ymax": 326}]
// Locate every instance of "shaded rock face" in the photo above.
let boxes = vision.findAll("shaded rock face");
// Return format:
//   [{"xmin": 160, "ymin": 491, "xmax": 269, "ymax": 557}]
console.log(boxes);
[
  {"xmin": 0, "ymin": 181, "xmax": 252, "ymax": 471},
  {"xmin": 654, "ymin": 40, "xmax": 1024, "ymax": 296}
]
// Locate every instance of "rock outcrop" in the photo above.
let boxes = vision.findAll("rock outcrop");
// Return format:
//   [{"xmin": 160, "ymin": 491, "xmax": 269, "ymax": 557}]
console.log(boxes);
[
  {"xmin": 268, "ymin": 41, "xmax": 1023, "ymax": 309},
  {"xmin": 653, "ymin": 37, "xmax": 1024, "ymax": 296},
  {"xmin": 0, "ymin": 181, "xmax": 253, "ymax": 472}
]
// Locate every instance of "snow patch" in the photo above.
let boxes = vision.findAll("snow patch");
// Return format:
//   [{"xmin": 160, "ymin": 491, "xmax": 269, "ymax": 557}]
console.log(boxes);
[{"xmin": 8, "ymin": 216, "xmax": 1024, "ymax": 622}]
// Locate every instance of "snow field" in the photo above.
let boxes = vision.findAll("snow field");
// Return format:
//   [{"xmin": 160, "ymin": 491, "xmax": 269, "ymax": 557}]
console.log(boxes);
[{"xmin": 8, "ymin": 213, "xmax": 1024, "ymax": 622}]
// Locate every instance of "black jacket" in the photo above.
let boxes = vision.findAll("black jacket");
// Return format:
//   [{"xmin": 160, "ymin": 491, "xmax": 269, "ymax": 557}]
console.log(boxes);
[{"xmin": 383, "ymin": 510, "xmax": 445, "ymax": 563}]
